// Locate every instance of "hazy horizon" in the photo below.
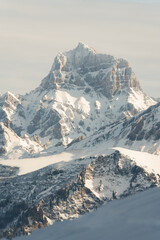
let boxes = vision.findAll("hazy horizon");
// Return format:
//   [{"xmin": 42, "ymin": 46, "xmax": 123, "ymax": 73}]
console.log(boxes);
[{"xmin": 0, "ymin": 0, "xmax": 160, "ymax": 97}]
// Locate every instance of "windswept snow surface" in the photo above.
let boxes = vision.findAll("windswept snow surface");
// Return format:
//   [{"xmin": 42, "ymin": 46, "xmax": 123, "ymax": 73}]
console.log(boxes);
[
  {"xmin": 115, "ymin": 147, "xmax": 160, "ymax": 175},
  {"xmin": 16, "ymin": 187, "xmax": 160, "ymax": 240},
  {"xmin": 0, "ymin": 151, "xmax": 75, "ymax": 175},
  {"xmin": 0, "ymin": 144, "xmax": 110, "ymax": 175},
  {"xmin": 0, "ymin": 147, "xmax": 104, "ymax": 175}
]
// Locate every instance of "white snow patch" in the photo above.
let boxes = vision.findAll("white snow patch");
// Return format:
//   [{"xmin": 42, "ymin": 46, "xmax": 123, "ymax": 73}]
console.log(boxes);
[
  {"xmin": 0, "ymin": 150, "xmax": 86, "ymax": 176},
  {"xmin": 114, "ymin": 147, "xmax": 160, "ymax": 175},
  {"xmin": 85, "ymin": 179, "xmax": 100, "ymax": 198},
  {"xmin": 0, "ymin": 152, "xmax": 72, "ymax": 175}
]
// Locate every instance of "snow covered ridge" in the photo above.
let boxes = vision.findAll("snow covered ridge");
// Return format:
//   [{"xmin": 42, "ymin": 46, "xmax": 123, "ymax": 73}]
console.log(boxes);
[
  {"xmin": 0, "ymin": 43, "xmax": 156, "ymax": 158},
  {"xmin": 0, "ymin": 150, "xmax": 160, "ymax": 239},
  {"xmin": 0, "ymin": 123, "xmax": 43, "ymax": 158},
  {"xmin": 72, "ymin": 101, "xmax": 160, "ymax": 156}
]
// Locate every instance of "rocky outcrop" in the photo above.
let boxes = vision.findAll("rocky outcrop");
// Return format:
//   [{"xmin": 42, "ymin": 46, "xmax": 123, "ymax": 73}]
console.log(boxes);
[{"xmin": 126, "ymin": 102, "xmax": 160, "ymax": 143}]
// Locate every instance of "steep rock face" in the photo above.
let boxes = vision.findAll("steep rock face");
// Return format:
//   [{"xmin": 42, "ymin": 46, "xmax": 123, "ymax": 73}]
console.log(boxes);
[
  {"xmin": 126, "ymin": 102, "xmax": 160, "ymax": 142},
  {"xmin": 41, "ymin": 43, "xmax": 140, "ymax": 98},
  {"xmin": 124, "ymin": 102, "xmax": 160, "ymax": 154},
  {"xmin": 27, "ymin": 108, "xmax": 62, "ymax": 139},
  {"xmin": 0, "ymin": 151, "xmax": 159, "ymax": 239}
]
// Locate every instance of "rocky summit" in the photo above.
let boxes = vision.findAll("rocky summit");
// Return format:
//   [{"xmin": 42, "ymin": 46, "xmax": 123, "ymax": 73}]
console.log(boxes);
[{"xmin": 0, "ymin": 43, "xmax": 159, "ymax": 239}]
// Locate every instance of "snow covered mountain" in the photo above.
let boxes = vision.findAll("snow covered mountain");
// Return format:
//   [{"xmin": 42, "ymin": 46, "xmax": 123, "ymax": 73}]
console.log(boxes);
[
  {"xmin": 0, "ymin": 43, "xmax": 156, "ymax": 158},
  {"xmin": 0, "ymin": 43, "xmax": 159, "ymax": 239}
]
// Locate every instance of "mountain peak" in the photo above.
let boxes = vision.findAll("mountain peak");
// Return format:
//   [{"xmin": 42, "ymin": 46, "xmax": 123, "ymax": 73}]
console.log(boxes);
[
  {"xmin": 50, "ymin": 42, "xmax": 97, "ymax": 72},
  {"xmin": 75, "ymin": 42, "xmax": 97, "ymax": 54},
  {"xmin": 41, "ymin": 43, "xmax": 141, "ymax": 98}
]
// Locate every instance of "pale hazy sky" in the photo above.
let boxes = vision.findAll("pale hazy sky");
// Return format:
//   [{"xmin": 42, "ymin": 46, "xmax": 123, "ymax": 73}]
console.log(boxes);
[{"xmin": 0, "ymin": 0, "xmax": 160, "ymax": 97}]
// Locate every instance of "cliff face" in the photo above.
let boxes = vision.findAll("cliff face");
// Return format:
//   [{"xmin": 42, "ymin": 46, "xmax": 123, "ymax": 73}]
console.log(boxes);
[{"xmin": 41, "ymin": 42, "xmax": 140, "ymax": 98}]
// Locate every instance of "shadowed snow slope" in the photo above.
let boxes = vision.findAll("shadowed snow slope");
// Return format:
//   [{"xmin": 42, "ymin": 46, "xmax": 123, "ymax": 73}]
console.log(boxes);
[{"xmin": 16, "ymin": 187, "xmax": 160, "ymax": 240}]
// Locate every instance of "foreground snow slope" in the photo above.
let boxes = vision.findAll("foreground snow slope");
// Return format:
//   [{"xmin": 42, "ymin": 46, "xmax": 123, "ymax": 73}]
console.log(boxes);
[
  {"xmin": 16, "ymin": 187, "xmax": 160, "ymax": 240},
  {"xmin": 1, "ymin": 148, "xmax": 159, "ymax": 239}
]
